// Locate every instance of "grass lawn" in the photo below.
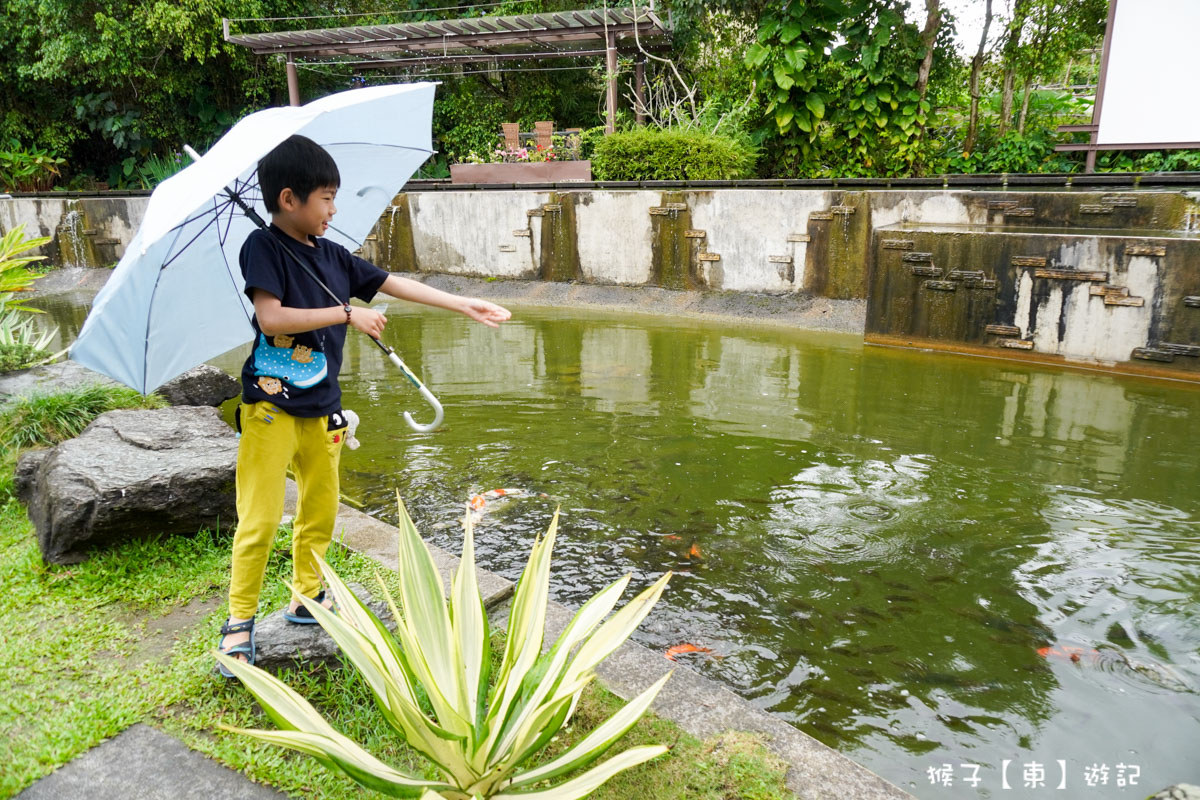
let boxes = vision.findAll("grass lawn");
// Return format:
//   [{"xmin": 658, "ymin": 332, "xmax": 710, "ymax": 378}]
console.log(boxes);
[{"xmin": 0, "ymin": 499, "xmax": 795, "ymax": 799}]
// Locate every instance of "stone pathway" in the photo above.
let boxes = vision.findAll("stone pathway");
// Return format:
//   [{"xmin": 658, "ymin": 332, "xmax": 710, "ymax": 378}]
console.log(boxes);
[{"xmin": 14, "ymin": 724, "xmax": 287, "ymax": 800}]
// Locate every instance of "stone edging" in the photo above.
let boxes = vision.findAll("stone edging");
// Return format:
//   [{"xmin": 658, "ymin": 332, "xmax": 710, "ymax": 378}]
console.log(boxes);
[{"xmin": 283, "ymin": 481, "xmax": 914, "ymax": 800}]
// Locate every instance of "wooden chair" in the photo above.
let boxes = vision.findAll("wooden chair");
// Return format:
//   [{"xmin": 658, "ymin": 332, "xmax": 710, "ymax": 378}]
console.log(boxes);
[
  {"xmin": 501, "ymin": 122, "xmax": 520, "ymax": 150},
  {"xmin": 534, "ymin": 121, "xmax": 554, "ymax": 149}
]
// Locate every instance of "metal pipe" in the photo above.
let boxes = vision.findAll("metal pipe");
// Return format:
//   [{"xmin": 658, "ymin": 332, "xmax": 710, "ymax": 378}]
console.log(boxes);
[
  {"xmin": 286, "ymin": 57, "xmax": 301, "ymax": 106},
  {"xmin": 605, "ymin": 31, "xmax": 617, "ymax": 134}
]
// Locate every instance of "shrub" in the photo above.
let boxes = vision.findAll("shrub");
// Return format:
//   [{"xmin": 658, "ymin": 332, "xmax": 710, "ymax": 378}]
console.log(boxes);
[{"xmin": 591, "ymin": 127, "xmax": 757, "ymax": 181}]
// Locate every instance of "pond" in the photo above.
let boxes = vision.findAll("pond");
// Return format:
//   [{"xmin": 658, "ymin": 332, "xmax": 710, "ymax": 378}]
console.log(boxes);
[{"xmin": 36, "ymin": 294, "xmax": 1200, "ymax": 798}]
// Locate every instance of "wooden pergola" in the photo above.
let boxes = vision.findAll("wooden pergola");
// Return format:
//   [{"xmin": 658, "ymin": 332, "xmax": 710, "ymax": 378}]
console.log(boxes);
[{"xmin": 223, "ymin": 6, "xmax": 672, "ymax": 133}]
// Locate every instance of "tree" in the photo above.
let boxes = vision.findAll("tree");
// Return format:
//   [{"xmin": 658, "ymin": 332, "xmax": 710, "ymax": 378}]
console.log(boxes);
[
  {"xmin": 915, "ymin": 0, "xmax": 942, "ymax": 107},
  {"xmin": 997, "ymin": 0, "xmax": 1032, "ymax": 137},
  {"xmin": 964, "ymin": 0, "xmax": 995, "ymax": 156},
  {"xmin": 0, "ymin": 1, "xmax": 367, "ymax": 184}
]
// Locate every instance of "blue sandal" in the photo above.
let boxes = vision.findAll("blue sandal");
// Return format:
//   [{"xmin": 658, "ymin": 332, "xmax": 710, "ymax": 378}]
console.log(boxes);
[
  {"xmin": 217, "ymin": 616, "xmax": 255, "ymax": 678},
  {"xmin": 283, "ymin": 589, "xmax": 335, "ymax": 624}
]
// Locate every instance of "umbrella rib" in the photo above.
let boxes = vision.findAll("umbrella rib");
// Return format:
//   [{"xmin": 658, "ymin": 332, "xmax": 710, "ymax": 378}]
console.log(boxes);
[
  {"xmin": 160, "ymin": 209, "xmax": 229, "ymax": 272},
  {"xmin": 320, "ymin": 141, "xmax": 433, "ymax": 155},
  {"xmin": 142, "ymin": 209, "xmax": 205, "ymax": 392},
  {"xmin": 166, "ymin": 196, "xmax": 237, "ymax": 237},
  {"xmin": 216, "ymin": 219, "xmax": 255, "ymax": 331},
  {"xmin": 326, "ymin": 221, "xmax": 361, "ymax": 247}
]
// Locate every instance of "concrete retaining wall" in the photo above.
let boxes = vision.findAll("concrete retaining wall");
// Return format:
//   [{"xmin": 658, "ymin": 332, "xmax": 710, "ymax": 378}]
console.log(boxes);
[
  {"xmin": 0, "ymin": 196, "xmax": 146, "ymax": 269},
  {"xmin": 6, "ymin": 185, "xmax": 1200, "ymax": 382}
]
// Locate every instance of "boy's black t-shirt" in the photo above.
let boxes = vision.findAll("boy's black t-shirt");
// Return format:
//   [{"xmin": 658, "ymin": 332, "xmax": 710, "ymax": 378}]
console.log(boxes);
[{"xmin": 239, "ymin": 224, "xmax": 389, "ymax": 417}]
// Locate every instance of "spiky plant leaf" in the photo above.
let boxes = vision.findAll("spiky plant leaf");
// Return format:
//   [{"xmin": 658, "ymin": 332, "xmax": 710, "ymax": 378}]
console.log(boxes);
[{"xmin": 221, "ymin": 499, "xmax": 671, "ymax": 799}]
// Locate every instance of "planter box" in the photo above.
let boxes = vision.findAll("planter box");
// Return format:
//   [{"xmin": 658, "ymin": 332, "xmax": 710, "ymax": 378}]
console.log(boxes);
[{"xmin": 450, "ymin": 161, "xmax": 591, "ymax": 184}]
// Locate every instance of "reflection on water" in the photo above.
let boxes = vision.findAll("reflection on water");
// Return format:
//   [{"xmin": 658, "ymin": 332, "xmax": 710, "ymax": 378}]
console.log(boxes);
[
  {"xmin": 335, "ymin": 306, "xmax": 1200, "ymax": 798},
  {"xmin": 54, "ymin": 295, "xmax": 1200, "ymax": 797}
]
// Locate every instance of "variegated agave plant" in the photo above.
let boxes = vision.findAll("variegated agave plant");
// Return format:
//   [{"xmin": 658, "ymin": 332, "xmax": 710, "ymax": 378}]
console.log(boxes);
[{"xmin": 216, "ymin": 497, "xmax": 672, "ymax": 799}]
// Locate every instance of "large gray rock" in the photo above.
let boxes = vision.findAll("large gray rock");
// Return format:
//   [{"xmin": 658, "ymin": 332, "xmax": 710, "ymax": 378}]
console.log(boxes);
[
  {"xmin": 17, "ymin": 406, "xmax": 237, "ymax": 564},
  {"xmin": 154, "ymin": 365, "xmax": 239, "ymax": 407},
  {"xmin": 252, "ymin": 583, "xmax": 397, "ymax": 672},
  {"xmin": 0, "ymin": 359, "xmax": 120, "ymax": 402}
]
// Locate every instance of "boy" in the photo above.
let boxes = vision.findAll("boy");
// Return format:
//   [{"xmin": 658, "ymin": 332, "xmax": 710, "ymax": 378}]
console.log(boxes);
[{"xmin": 218, "ymin": 135, "xmax": 510, "ymax": 674}]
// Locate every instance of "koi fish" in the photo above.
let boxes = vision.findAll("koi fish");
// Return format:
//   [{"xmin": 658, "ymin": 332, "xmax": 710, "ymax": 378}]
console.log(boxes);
[
  {"xmin": 1037, "ymin": 645, "xmax": 1100, "ymax": 663},
  {"xmin": 688, "ymin": 543, "xmax": 703, "ymax": 559},
  {"xmin": 467, "ymin": 488, "xmax": 550, "ymax": 524},
  {"xmin": 665, "ymin": 642, "xmax": 714, "ymax": 661}
]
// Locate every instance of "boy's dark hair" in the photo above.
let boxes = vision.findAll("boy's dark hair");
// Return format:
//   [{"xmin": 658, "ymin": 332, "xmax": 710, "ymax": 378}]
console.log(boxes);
[{"xmin": 258, "ymin": 135, "xmax": 340, "ymax": 213}]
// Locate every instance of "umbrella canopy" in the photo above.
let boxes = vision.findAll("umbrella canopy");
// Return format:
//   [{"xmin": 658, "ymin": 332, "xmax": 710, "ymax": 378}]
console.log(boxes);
[{"xmin": 70, "ymin": 82, "xmax": 436, "ymax": 394}]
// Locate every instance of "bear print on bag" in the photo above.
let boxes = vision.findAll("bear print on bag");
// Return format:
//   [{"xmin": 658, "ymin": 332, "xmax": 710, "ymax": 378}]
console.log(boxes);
[
  {"xmin": 273, "ymin": 334, "xmax": 294, "ymax": 348},
  {"xmin": 291, "ymin": 344, "xmax": 314, "ymax": 364},
  {"xmin": 258, "ymin": 376, "xmax": 283, "ymax": 395},
  {"xmin": 253, "ymin": 334, "xmax": 327, "ymax": 389}
]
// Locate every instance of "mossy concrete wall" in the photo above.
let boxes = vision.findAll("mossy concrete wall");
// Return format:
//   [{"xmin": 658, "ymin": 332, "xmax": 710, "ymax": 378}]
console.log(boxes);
[
  {"xmin": 0, "ymin": 196, "xmax": 144, "ymax": 268},
  {"xmin": 865, "ymin": 191, "xmax": 1200, "ymax": 381},
  {"xmin": 8, "ymin": 187, "xmax": 1200, "ymax": 381}
]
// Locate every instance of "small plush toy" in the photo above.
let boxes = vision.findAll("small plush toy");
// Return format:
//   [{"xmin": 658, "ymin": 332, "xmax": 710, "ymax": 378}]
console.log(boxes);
[{"xmin": 342, "ymin": 408, "xmax": 361, "ymax": 450}]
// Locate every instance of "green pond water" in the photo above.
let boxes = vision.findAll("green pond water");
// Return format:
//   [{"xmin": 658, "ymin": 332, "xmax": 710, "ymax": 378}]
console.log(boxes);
[{"xmin": 39, "ymin": 295, "xmax": 1200, "ymax": 798}]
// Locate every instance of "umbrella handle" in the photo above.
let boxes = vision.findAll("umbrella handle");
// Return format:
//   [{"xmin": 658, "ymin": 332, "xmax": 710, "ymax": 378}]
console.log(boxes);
[{"xmin": 382, "ymin": 344, "xmax": 444, "ymax": 433}]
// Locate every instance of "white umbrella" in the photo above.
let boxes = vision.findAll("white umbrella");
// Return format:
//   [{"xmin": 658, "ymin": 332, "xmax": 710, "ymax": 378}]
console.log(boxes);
[{"xmin": 70, "ymin": 82, "xmax": 443, "ymax": 430}]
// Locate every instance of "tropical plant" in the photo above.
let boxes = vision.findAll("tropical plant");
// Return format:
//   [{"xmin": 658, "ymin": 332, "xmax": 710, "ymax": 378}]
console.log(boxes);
[
  {"xmin": 0, "ymin": 224, "xmax": 57, "ymax": 372},
  {"xmin": 1, "ymin": 223, "xmax": 50, "ymax": 285},
  {"xmin": 217, "ymin": 498, "xmax": 673, "ymax": 799},
  {"xmin": 1, "ymin": 224, "xmax": 51, "ymax": 308},
  {"xmin": 0, "ymin": 308, "xmax": 56, "ymax": 369},
  {"xmin": 138, "ymin": 151, "xmax": 188, "ymax": 188},
  {"xmin": 0, "ymin": 140, "xmax": 67, "ymax": 192}
]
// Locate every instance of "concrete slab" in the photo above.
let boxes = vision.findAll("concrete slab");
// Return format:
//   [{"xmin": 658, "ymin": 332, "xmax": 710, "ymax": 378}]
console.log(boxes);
[{"xmin": 15, "ymin": 724, "xmax": 287, "ymax": 800}]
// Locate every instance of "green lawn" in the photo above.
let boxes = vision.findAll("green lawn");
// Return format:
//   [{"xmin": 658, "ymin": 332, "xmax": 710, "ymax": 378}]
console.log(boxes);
[{"xmin": 0, "ymin": 500, "xmax": 794, "ymax": 799}]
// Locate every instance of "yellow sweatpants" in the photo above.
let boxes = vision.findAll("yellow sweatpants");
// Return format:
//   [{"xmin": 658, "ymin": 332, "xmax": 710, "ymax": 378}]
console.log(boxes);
[{"xmin": 229, "ymin": 401, "xmax": 346, "ymax": 619}]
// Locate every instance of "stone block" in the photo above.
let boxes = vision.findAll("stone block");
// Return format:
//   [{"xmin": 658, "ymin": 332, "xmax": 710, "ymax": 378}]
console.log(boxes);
[
  {"xmin": 18, "ymin": 407, "xmax": 237, "ymax": 564},
  {"xmin": 154, "ymin": 365, "xmax": 239, "ymax": 407}
]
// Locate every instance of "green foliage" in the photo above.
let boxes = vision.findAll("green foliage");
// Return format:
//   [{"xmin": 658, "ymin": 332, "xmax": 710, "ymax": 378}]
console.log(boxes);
[
  {"xmin": 138, "ymin": 151, "xmax": 188, "ymax": 189},
  {"xmin": 591, "ymin": 128, "xmax": 757, "ymax": 181},
  {"xmin": 0, "ymin": 308, "xmax": 56, "ymax": 371},
  {"xmin": 0, "ymin": 384, "xmax": 164, "ymax": 452},
  {"xmin": 0, "ymin": 224, "xmax": 51, "ymax": 301},
  {"xmin": 1096, "ymin": 149, "xmax": 1200, "ymax": 173},
  {"xmin": 433, "ymin": 82, "xmax": 509, "ymax": 166},
  {"xmin": 0, "ymin": 384, "xmax": 164, "ymax": 501},
  {"xmin": 577, "ymin": 126, "xmax": 607, "ymax": 162},
  {"xmin": 0, "ymin": 1, "xmax": 357, "ymax": 186},
  {"xmin": 0, "ymin": 139, "xmax": 67, "ymax": 191},
  {"xmin": 947, "ymin": 130, "xmax": 1077, "ymax": 174},
  {"xmin": 0, "ymin": 224, "xmax": 55, "ymax": 370},
  {"xmin": 743, "ymin": 1, "xmax": 959, "ymax": 177},
  {"xmin": 220, "ymin": 500, "xmax": 673, "ymax": 799}
]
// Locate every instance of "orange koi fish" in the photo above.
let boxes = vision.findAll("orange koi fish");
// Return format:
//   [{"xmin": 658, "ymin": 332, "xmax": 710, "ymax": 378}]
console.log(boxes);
[
  {"xmin": 665, "ymin": 643, "xmax": 714, "ymax": 661},
  {"xmin": 1037, "ymin": 645, "xmax": 1100, "ymax": 663}
]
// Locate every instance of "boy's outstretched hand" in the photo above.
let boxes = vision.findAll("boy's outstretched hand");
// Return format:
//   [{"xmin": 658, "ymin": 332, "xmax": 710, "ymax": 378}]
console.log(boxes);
[
  {"xmin": 349, "ymin": 306, "xmax": 388, "ymax": 339},
  {"xmin": 460, "ymin": 297, "xmax": 511, "ymax": 328}
]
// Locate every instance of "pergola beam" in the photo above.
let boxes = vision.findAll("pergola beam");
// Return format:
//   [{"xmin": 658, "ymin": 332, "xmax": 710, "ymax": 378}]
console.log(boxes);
[
  {"xmin": 226, "ymin": 6, "xmax": 672, "ymax": 121},
  {"xmin": 229, "ymin": 23, "xmax": 664, "ymax": 58}
]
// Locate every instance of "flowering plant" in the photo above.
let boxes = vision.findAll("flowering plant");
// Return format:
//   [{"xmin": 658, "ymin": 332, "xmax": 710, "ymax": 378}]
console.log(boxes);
[{"xmin": 461, "ymin": 139, "xmax": 577, "ymax": 165}]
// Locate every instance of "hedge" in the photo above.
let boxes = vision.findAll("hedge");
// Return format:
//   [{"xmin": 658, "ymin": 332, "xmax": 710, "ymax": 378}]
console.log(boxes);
[{"xmin": 590, "ymin": 128, "xmax": 757, "ymax": 181}]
